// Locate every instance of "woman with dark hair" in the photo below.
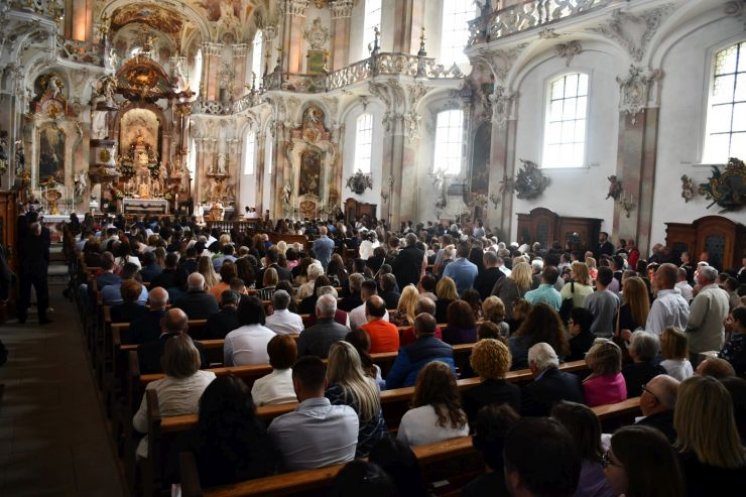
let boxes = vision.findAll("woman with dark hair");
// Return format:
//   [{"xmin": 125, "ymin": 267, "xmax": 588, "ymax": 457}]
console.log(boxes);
[
  {"xmin": 251, "ymin": 335, "xmax": 298, "ymax": 406},
  {"xmin": 551, "ymin": 401, "xmax": 615, "ymax": 497},
  {"xmin": 509, "ymin": 303, "xmax": 570, "ymax": 369},
  {"xmin": 442, "ymin": 299, "xmax": 477, "ymax": 344},
  {"xmin": 328, "ymin": 460, "xmax": 396, "ymax": 497},
  {"xmin": 224, "ymin": 296, "xmax": 275, "ymax": 366},
  {"xmin": 366, "ymin": 246, "xmax": 387, "ymax": 275},
  {"xmin": 194, "ymin": 376, "xmax": 276, "ymax": 487},
  {"xmin": 327, "ymin": 253, "xmax": 349, "ymax": 288},
  {"xmin": 461, "ymin": 289, "xmax": 483, "ymax": 320},
  {"xmin": 298, "ymin": 275, "xmax": 332, "ymax": 315},
  {"xmin": 567, "ymin": 307, "xmax": 596, "ymax": 361},
  {"xmin": 397, "ymin": 361, "xmax": 469, "ymax": 446},
  {"xmin": 345, "ymin": 329, "xmax": 385, "ymax": 389},
  {"xmin": 368, "ymin": 435, "xmax": 428, "ymax": 497},
  {"xmin": 605, "ymin": 425, "xmax": 684, "ymax": 497}
]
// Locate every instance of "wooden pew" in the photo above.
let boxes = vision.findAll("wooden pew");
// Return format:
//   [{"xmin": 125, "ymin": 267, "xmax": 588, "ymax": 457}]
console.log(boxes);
[{"xmin": 591, "ymin": 396, "xmax": 642, "ymax": 432}]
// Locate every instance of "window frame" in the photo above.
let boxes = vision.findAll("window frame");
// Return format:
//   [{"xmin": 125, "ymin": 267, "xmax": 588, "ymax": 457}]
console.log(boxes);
[
  {"xmin": 363, "ymin": 0, "xmax": 382, "ymax": 56},
  {"xmin": 432, "ymin": 108, "xmax": 465, "ymax": 177},
  {"xmin": 354, "ymin": 113, "xmax": 374, "ymax": 174},
  {"xmin": 439, "ymin": 0, "xmax": 477, "ymax": 66},
  {"xmin": 251, "ymin": 30, "xmax": 264, "ymax": 83},
  {"xmin": 702, "ymin": 39, "xmax": 746, "ymax": 164},
  {"xmin": 540, "ymin": 71, "xmax": 591, "ymax": 169},
  {"xmin": 244, "ymin": 131, "xmax": 257, "ymax": 175}
]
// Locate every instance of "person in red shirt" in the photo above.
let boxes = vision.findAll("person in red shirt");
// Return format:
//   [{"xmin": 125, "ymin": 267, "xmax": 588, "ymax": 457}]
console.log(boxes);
[{"xmin": 360, "ymin": 295, "xmax": 400, "ymax": 353}]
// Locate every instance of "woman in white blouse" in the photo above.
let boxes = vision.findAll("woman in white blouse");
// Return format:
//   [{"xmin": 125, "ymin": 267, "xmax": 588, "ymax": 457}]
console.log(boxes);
[
  {"xmin": 251, "ymin": 335, "xmax": 298, "ymax": 406},
  {"xmin": 132, "ymin": 335, "xmax": 215, "ymax": 458},
  {"xmin": 397, "ymin": 361, "xmax": 469, "ymax": 446},
  {"xmin": 659, "ymin": 327, "xmax": 693, "ymax": 381}
]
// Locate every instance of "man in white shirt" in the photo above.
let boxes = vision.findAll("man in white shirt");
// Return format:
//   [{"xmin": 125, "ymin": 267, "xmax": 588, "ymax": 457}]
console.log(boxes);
[
  {"xmin": 224, "ymin": 296, "xmax": 276, "ymax": 366},
  {"xmin": 645, "ymin": 263, "xmax": 690, "ymax": 336},
  {"xmin": 349, "ymin": 279, "xmax": 389, "ymax": 331},
  {"xmin": 675, "ymin": 267, "xmax": 694, "ymax": 303},
  {"xmin": 266, "ymin": 290, "xmax": 304, "ymax": 335},
  {"xmin": 268, "ymin": 356, "xmax": 358, "ymax": 470},
  {"xmin": 358, "ymin": 230, "xmax": 379, "ymax": 260}
]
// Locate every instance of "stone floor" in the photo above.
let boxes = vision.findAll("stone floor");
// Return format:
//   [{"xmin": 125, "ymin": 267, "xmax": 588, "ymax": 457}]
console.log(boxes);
[{"xmin": 0, "ymin": 282, "xmax": 128, "ymax": 497}]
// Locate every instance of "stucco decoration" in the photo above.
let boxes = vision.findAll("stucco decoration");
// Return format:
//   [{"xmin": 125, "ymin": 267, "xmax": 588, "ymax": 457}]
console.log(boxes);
[
  {"xmin": 513, "ymin": 159, "xmax": 549, "ymax": 200},
  {"xmin": 589, "ymin": 5, "xmax": 675, "ymax": 62},
  {"xmin": 616, "ymin": 65, "xmax": 662, "ymax": 123},
  {"xmin": 304, "ymin": 18, "xmax": 329, "ymax": 51},
  {"xmin": 681, "ymin": 175, "xmax": 696, "ymax": 203},
  {"xmin": 346, "ymin": 170, "xmax": 373, "ymax": 195},
  {"xmin": 556, "ymin": 41, "xmax": 582, "ymax": 67},
  {"xmin": 698, "ymin": 158, "xmax": 746, "ymax": 212}
]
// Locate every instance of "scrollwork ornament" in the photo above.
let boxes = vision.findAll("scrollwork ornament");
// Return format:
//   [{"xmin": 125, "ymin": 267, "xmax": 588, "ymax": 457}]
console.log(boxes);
[
  {"xmin": 513, "ymin": 159, "xmax": 550, "ymax": 200},
  {"xmin": 346, "ymin": 169, "xmax": 373, "ymax": 195}
]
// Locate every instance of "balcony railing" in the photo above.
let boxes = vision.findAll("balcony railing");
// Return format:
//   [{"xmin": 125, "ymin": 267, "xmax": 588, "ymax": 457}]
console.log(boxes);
[
  {"xmin": 7, "ymin": 0, "xmax": 61, "ymax": 19},
  {"xmin": 468, "ymin": 0, "xmax": 615, "ymax": 46}
]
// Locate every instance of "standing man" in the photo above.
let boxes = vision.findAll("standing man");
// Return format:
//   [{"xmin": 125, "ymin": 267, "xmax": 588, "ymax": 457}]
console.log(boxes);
[
  {"xmin": 312, "ymin": 226, "xmax": 335, "ymax": 270},
  {"xmin": 391, "ymin": 233, "xmax": 425, "ymax": 289},
  {"xmin": 584, "ymin": 267, "xmax": 620, "ymax": 338},
  {"xmin": 686, "ymin": 266, "xmax": 730, "ymax": 365},
  {"xmin": 18, "ymin": 220, "xmax": 51, "ymax": 324},
  {"xmin": 644, "ymin": 263, "xmax": 690, "ymax": 336},
  {"xmin": 442, "ymin": 241, "xmax": 478, "ymax": 295},
  {"xmin": 524, "ymin": 266, "xmax": 562, "ymax": 312},
  {"xmin": 595, "ymin": 231, "xmax": 615, "ymax": 260}
]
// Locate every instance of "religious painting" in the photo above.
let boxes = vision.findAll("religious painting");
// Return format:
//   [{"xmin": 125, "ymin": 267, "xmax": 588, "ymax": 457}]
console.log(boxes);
[
  {"xmin": 196, "ymin": 0, "xmax": 242, "ymax": 22},
  {"xmin": 299, "ymin": 148, "xmax": 322, "ymax": 197},
  {"xmin": 111, "ymin": 4, "xmax": 183, "ymax": 33},
  {"xmin": 38, "ymin": 125, "xmax": 65, "ymax": 186},
  {"xmin": 470, "ymin": 121, "xmax": 491, "ymax": 194}
]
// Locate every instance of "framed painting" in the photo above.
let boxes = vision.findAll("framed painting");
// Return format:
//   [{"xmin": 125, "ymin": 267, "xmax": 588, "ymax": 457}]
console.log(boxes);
[{"xmin": 38, "ymin": 125, "xmax": 65, "ymax": 186}]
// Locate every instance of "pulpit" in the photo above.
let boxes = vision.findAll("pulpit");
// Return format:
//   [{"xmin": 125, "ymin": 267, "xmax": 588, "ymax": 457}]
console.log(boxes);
[{"xmin": 666, "ymin": 216, "xmax": 746, "ymax": 271}]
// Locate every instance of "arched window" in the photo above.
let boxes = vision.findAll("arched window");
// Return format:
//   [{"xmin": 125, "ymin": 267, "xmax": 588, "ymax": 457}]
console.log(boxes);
[
  {"xmin": 542, "ymin": 72, "xmax": 589, "ymax": 168},
  {"xmin": 433, "ymin": 109, "xmax": 464, "ymax": 175},
  {"xmin": 252, "ymin": 31, "xmax": 264, "ymax": 83},
  {"xmin": 244, "ymin": 132, "xmax": 256, "ymax": 174},
  {"xmin": 440, "ymin": 0, "xmax": 477, "ymax": 65},
  {"xmin": 354, "ymin": 113, "xmax": 374, "ymax": 174},
  {"xmin": 193, "ymin": 49, "xmax": 203, "ymax": 97},
  {"xmin": 363, "ymin": 0, "xmax": 382, "ymax": 56},
  {"xmin": 703, "ymin": 41, "xmax": 746, "ymax": 163}
]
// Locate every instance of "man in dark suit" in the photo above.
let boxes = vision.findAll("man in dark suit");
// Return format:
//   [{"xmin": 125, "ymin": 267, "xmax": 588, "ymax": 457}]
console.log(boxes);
[
  {"xmin": 521, "ymin": 342, "xmax": 585, "ymax": 417},
  {"xmin": 173, "ymin": 272, "xmax": 219, "ymax": 320},
  {"xmin": 297, "ymin": 294, "xmax": 349, "ymax": 358},
  {"xmin": 258, "ymin": 248, "xmax": 293, "ymax": 286},
  {"xmin": 151, "ymin": 252, "xmax": 180, "ymax": 290},
  {"xmin": 138, "ymin": 308, "xmax": 208, "ymax": 374},
  {"xmin": 205, "ymin": 290, "xmax": 240, "ymax": 339},
  {"xmin": 139, "ymin": 251, "xmax": 162, "ymax": 283},
  {"xmin": 594, "ymin": 231, "xmax": 615, "ymax": 260},
  {"xmin": 474, "ymin": 251, "xmax": 505, "ymax": 300},
  {"xmin": 635, "ymin": 374, "xmax": 679, "ymax": 443},
  {"xmin": 391, "ymin": 233, "xmax": 425, "ymax": 289},
  {"xmin": 125, "ymin": 287, "xmax": 169, "ymax": 345},
  {"xmin": 18, "ymin": 219, "xmax": 51, "ymax": 324}
]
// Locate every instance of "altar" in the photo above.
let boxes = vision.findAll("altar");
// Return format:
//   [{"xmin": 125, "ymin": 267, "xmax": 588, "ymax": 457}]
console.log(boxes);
[{"xmin": 123, "ymin": 198, "xmax": 169, "ymax": 216}]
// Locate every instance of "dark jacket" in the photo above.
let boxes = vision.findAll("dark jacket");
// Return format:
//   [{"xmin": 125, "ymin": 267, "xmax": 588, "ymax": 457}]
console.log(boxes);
[
  {"xmin": 392, "ymin": 246, "xmax": 425, "ymax": 289},
  {"xmin": 96, "ymin": 272, "xmax": 121, "ymax": 290},
  {"xmin": 140, "ymin": 263, "xmax": 163, "ymax": 283},
  {"xmin": 380, "ymin": 290, "xmax": 401, "ymax": 310},
  {"xmin": 151, "ymin": 269, "xmax": 179, "ymax": 290},
  {"xmin": 520, "ymin": 367, "xmax": 585, "ymax": 417},
  {"xmin": 462, "ymin": 379, "xmax": 521, "ymax": 424},
  {"xmin": 385, "ymin": 336, "xmax": 455, "ymax": 389},
  {"xmin": 678, "ymin": 451, "xmax": 746, "ymax": 497},
  {"xmin": 174, "ymin": 290, "xmax": 220, "ymax": 320},
  {"xmin": 296, "ymin": 318, "xmax": 350, "ymax": 358},
  {"xmin": 125, "ymin": 310, "xmax": 166, "ymax": 345},
  {"xmin": 622, "ymin": 361, "xmax": 667, "ymax": 398},
  {"xmin": 138, "ymin": 333, "xmax": 208, "ymax": 375},
  {"xmin": 442, "ymin": 326, "xmax": 477, "ymax": 345},
  {"xmin": 205, "ymin": 308, "xmax": 240, "ymax": 339},
  {"xmin": 568, "ymin": 330, "xmax": 596, "ymax": 362},
  {"xmin": 338, "ymin": 293, "xmax": 362, "ymax": 312},
  {"xmin": 635, "ymin": 409, "xmax": 676, "ymax": 443},
  {"xmin": 474, "ymin": 267, "xmax": 504, "ymax": 300},
  {"xmin": 110, "ymin": 302, "xmax": 148, "ymax": 324}
]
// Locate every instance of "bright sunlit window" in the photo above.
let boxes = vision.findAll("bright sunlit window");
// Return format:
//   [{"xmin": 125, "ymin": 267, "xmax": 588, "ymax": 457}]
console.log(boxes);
[
  {"xmin": 252, "ymin": 31, "xmax": 264, "ymax": 83},
  {"xmin": 542, "ymin": 73, "xmax": 589, "ymax": 168},
  {"xmin": 440, "ymin": 0, "xmax": 476, "ymax": 65},
  {"xmin": 244, "ymin": 132, "xmax": 256, "ymax": 174},
  {"xmin": 703, "ymin": 41, "xmax": 746, "ymax": 163},
  {"xmin": 433, "ymin": 109, "xmax": 464, "ymax": 175},
  {"xmin": 363, "ymin": 0, "xmax": 382, "ymax": 56},
  {"xmin": 354, "ymin": 113, "xmax": 374, "ymax": 174}
]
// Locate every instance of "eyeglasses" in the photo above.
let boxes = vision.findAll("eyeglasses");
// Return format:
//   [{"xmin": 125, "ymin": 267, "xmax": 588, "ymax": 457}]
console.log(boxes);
[
  {"xmin": 641, "ymin": 383, "xmax": 659, "ymax": 403},
  {"xmin": 602, "ymin": 450, "xmax": 622, "ymax": 469}
]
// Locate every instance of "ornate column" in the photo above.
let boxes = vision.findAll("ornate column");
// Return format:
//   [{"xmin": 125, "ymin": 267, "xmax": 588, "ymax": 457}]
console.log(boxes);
[
  {"xmin": 391, "ymin": 0, "xmax": 426, "ymax": 55},
  {"xmin": 201, "ymin": 42, "xmax": 223, "ymax": 101},
  {"xmin": 272, "ymin": 122, "xmax": 289, "ymax": 219},
  {"xmin": 330, "ymin": 0, "xmax": 354, "ymax": 70},
  {"xmin": 233, "ymin": 44, "xmax": 249, "ymax": 98},
  {"xmin": 255, "ymin": 125, "xmax": 267, "ymax": 215},
  {"xmin": 612, "ymin": 66, "xmax": 662, "ymax": 256},
  {"xmin": 280, "ymin": 0, "xmax": 310, "ymax": 74}
]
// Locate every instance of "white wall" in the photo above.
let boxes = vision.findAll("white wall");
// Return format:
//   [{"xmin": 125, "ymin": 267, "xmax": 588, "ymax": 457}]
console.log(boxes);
[
  {"xmin": 652, "ymin": 15, "xmax": 745, "ymax": 246},
  {"xmin": 238, "ymin": 131, "xmax": 257, "ymax": 212},
  {"xmin": 342, "ymin": 102, "xmax": 384, "ymax": 217},
  {"xmin": 511, "ymin": 46, "xmax": 621, "ymax": 242}
]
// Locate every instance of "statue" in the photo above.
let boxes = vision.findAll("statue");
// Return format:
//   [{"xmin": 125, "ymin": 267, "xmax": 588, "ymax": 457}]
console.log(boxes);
[
  {"xmin": 74, "ymin": 171, "xmax": 87, "ymax": 199},
  {"xmin": 173, "ymin": 58, "xmax": 189, "ymax": 92},
  {"xmin": 681, "ymin": 175, "xmax": 696, "ymax": 202},
  {"xmin": 304, "ymin": 18, "xmax": 330, "ymax": 51},
  {"xmin": 283, "ymin": 180, "xmax": 292, "ymax": 205},
  {"xmin": 216, "ymin": 153, "xmax": 227, "ymax": 174},
  {"xmin": 606, "ymin": 175, "xmax": 623, "ymax": 200},
  {"xmin": 46, "ymin": 76, "xmax": 62, "ymax": 99},
  {"xmin": 107, "ymin": 47, "xmax": 119, "ymax": 71}
]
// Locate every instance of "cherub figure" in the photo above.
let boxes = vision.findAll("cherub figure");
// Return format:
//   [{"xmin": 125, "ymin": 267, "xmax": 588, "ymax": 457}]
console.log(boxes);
[{"xmin": 606, "ymin": 175, "xmax": 623, "ymax": 200}]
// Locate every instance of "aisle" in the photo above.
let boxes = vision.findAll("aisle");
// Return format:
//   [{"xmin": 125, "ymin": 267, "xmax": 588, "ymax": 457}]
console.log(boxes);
[{"xmin": 0, "ymin": 282, "xmax": 127, "ymax": 497}]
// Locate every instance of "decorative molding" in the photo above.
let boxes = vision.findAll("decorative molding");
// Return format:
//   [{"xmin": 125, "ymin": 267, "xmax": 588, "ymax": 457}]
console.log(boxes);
[
  {"xmin": 589, "ymin": 5, "xmax": 675, "ymax": 62},
  {"xmin": 513, "ymin": 159, "xmax": 549, "ymax": 200},
  {"xmin": 616, "ymin": 65, "xmax": 662, "ymax": 123},
  {"xmin": 472, "ymin": 43, "xmax": 527, "ymax": 82},
  {"xmin": 490, "ymin": 85, "xmax": 516, "ymax": 129},
  {"xmin": 287, "ymin": 0, "xmax": 310, "ymax": 17},
  {"xmin": 538, "ymin": 28, "xmax": 560, "ymax": 39},
  {"xmin": 304, "ymin": 17, "xmax": 329, "ymax": 51},
  {"xmin": 330, "ymin": 0, "xmax": 354, "ymax": 19},
  {"xmin": 555, "ymin": 41, "xmax": 582, "ymax": 67},
  {"xmin": 368, "ymin": 79, "xmax": 430, "ymax": 141}
]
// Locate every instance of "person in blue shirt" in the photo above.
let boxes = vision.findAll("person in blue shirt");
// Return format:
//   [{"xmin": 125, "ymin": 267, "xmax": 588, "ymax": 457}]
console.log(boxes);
[
  {"xmin": 442, "ymin": 242, "xmax": 478, "ymax": 295},
  {"xmin": 524, "ymin": 266, "xmax": 563, "ymax": 311},
  {"xmin": 312, "ymin": 225, "xmax": 335, "ymax": 270}
]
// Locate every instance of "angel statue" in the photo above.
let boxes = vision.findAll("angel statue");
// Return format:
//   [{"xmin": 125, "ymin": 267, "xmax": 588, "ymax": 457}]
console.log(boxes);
[
  {"xmin": 606, "ymin": 175, "xmax": 623, "ymax": 200},
  {"xmin": 74, "ymin": 171, "xmax": 87, "ymax": 199},
  {"xmin": 681, "ymin": 175, "xmax": 696, "ymax": 202}
]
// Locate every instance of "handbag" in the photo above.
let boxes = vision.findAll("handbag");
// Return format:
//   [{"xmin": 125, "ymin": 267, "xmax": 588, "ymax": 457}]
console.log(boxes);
[{"xmin": 559, "ymin": 281, "xmax": 574, "ymax": 324}]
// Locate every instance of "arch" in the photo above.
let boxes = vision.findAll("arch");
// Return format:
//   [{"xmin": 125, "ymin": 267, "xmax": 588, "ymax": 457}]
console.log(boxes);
[{"xmin": 98, "ymin": 0, "xmax": 211, "ymax": 44}]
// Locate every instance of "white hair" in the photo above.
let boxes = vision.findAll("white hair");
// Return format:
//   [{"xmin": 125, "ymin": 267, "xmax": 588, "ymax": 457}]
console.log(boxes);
[
  {"xmin": 307, "ymin": 262, "xmax": 324, "ymax": 280},
  {"xmin": 316, "ymin": 294, "xmax": 337, "ymax": 317},
  {"xmin": 528, "ymin": 342, "xmax": 559, "ymax": 371}
]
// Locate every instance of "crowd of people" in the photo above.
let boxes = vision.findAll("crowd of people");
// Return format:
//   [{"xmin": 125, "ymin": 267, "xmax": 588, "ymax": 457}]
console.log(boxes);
[{"xmin": 64, "ymin": 211, "xmax": 746, "ymax": 497}]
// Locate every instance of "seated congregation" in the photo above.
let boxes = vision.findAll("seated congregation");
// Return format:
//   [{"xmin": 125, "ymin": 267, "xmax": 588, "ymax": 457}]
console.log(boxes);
[{"xmin": 69, "ymin": 214, "xmax": 746, "ymax": 497}]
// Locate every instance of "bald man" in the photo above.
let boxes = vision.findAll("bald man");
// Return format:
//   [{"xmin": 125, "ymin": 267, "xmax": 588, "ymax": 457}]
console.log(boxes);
[
  {"xmin": 635, "ymin": 374, "xmax": 679, "ymax": 443},
  {"xmin": 137, "ymin": 308, "xmax": 207, "ymax": 374},
  {"xmin": 360, "ymin": 295, "xmax": 400, "ymax": 353},
  {"xmin": 126, "ymin": 287, "xmax": 170, "ymax": 345},
  {"xmin": 173, "ymin": 272, "xmax": 219, "ymax": 320}
]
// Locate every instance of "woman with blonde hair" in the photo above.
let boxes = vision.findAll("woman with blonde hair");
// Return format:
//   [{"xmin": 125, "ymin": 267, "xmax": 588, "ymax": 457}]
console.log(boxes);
[
  {"xmin": 397, "ymin": 361, "xmax": 469, "ymax": 446},
  {"xmin": 325, "ymin": 341, "xmax": 386, "ymax": 457},
  {"xmin": 674, "ymin": 375, "xmax": 746, "ymax": 494},
  {"xmin": 560, "ymin": 261, "xmax": 594, "ymax": 309},
  {"xmin": 435, "ymin": 276, "xmax": 458, "ymax": 323},
  {"xmin": 482, "ymin": 295, "xmax": 510, "ymax": 337},
  {"xmin": 586, "ymin": 256, "xmax": 598, "ymax": 281},
  {"xmin": 462, "ymin": 339, "xmax": 520, "ymax": 424},
  {"xmin": 491, "ymin": 261, "xmax": 533, "ymax": 319},
  {"xmin": 582, "ymin": 339, "xmax": 626, "ymax": 407},
  {"xmin": 198, "ymin": 255, "xmax": 220, "ymax": 289},
  {"xmin": 393, "ymin": 284, "xmax": 419, "ymax": 326},
  {"xmin": 618, "ymin": 276, "xmax": 650, "ymax": 341},
  {"xmin": 660, "ymin": 327, "xmax": 693, "ymax": 381},
  {"xmin": 256, "ymin": 267, "xmax": 278, "ymax": 301}
]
